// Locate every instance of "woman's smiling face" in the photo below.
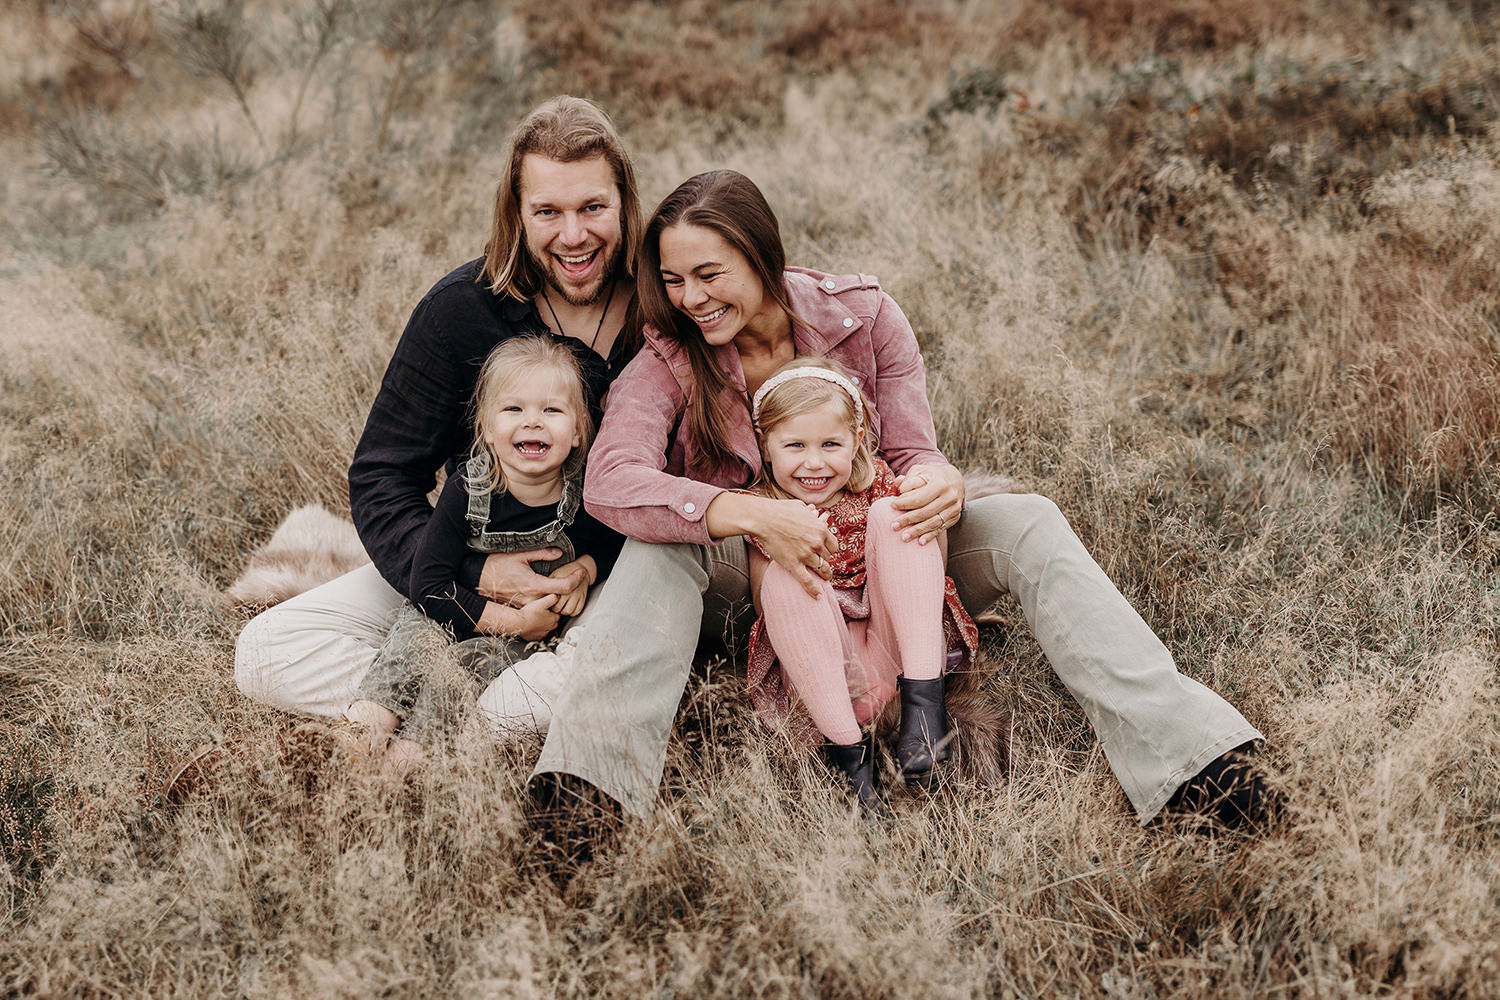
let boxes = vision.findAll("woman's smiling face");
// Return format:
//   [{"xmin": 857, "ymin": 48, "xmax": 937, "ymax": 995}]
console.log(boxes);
[{"xmin": 657, "ymin": 223, "xmax": 775, "ymax": 345}]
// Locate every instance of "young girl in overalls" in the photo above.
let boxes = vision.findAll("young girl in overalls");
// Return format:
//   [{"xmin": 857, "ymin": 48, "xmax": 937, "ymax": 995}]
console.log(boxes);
[
  {"xmin": 745, "ymin": 357, "xmax": 978, "ymax": 813},
  {"xmin": 343, "ymin": 335, "xmax": 623, "ymax": 774}
]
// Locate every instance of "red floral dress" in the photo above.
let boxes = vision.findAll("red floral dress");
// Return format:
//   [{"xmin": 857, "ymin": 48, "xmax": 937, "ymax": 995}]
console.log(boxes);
[{"xmin": 746, "ymin": 460, "xmax": 979, "ymax": 745}]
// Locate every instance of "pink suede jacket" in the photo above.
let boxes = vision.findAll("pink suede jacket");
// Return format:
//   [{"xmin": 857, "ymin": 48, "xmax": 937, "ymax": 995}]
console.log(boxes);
[{"xmin": 584, "ymin": 267, "xmax": 949, "ymax": 544}]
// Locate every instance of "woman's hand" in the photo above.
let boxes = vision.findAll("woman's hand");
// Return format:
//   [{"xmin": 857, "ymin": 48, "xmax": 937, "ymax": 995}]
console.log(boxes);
[
  {"xmin": 755, "ymin": 500, "xmax": 839, "ymax": 597},
  {"xmin": 891, "ymin": 463, "xmax": 966, "ymax": 546},
  {"xmin": 708, "ymin": 492, "xmax": 837, "ymax": 598},
  {"xmin": 478, "ymin": 550, "xmax": 587, "ymax": 604}
]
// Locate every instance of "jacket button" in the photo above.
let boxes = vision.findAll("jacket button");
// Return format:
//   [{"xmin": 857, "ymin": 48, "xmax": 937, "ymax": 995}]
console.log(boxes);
[
  {"xmin": 683, "ymin": 502, "xmax": 696, "ymax": 514},
  {"xmin": 824, "ymin": 280, "xmax": 836, "ymax": 290},
  {"xmin": 851, "ymin": 376, "xmax": 860, "ymax": 385},
  {"xmin": 842, "ymin": 317, "xmax": 854, "ymax": 328}
]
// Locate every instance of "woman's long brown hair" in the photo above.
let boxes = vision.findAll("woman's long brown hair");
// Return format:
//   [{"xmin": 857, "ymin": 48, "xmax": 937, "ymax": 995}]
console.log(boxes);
[{"xmin": 637, "ymin": 170, "xmax": 807, "ymax": 480}]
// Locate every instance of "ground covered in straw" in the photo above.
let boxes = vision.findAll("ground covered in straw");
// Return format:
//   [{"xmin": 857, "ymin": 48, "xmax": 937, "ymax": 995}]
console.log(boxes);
[{"xmin": 2, "ymin": 1, "xmax": 1498, "ymax": 996}]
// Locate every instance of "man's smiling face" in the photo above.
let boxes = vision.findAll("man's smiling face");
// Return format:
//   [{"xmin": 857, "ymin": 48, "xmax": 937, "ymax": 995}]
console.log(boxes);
[{"xmin": 518, "ymin": 153, "xmax": 624, "ymax": 306}]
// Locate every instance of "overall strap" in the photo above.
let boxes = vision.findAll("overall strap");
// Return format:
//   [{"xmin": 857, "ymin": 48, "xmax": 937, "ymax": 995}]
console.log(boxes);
[
  {"xmin": 463, "ymin": 454, "xmax": 493, "ymax": 537},
  {"xmin": 550, "ymin": 452, "xmax": 585, "ymax": 531},
  {"xmin": 463, "ymin": 452, "xmax": 585, "ymax": 549}
]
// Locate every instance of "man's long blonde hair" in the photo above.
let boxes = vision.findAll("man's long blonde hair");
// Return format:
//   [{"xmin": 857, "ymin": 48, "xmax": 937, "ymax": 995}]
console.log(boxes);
[{"xmin": 480, "ymin": 95, "xmax": 642, "ymax": 300}]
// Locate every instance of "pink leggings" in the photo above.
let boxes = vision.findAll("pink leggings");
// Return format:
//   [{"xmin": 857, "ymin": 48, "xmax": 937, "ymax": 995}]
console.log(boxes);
[{"xmin": 758, "ymin": 497, "xmax": 945, "ymax": 745}]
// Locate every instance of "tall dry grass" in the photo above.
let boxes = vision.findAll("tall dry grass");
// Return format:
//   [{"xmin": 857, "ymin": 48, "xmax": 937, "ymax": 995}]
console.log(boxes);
[{"xmin": 2, "ymin": 0, "xmax": 1498, "ymax": 996}]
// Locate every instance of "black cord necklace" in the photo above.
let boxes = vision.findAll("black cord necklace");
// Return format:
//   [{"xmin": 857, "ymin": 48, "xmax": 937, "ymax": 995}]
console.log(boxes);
[{"xmin": 541, "ymin": 278, "xmax": 617, "ymax": 355}]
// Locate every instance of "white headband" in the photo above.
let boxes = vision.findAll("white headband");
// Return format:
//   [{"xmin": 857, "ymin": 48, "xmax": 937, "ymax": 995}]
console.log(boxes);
[{"xmin": 751, "ymin": 367, "xmax": 864, "ymax": 431}]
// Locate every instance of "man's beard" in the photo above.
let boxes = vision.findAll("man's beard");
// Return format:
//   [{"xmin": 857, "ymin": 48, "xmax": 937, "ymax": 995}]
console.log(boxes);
[{"xmin": 532, "ymin": 239, "xmax": 625, "ymax": 307}]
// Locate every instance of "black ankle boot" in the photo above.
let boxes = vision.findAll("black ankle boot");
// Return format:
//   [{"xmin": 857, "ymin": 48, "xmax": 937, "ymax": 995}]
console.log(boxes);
[
  {"xmin": 896, "ymin": 675, "xmax": 950, "ymax": 786},
  {"xmin": 524, "ymin": 772, "xmax": 622, "ymax": 869},
  {"xmin": 1166, "ymin": 741, "xmax": 1286, "ymax": 831},
  {"xmin": 823, "ymin": 732, "xmax": 885, "ymax": 818}
]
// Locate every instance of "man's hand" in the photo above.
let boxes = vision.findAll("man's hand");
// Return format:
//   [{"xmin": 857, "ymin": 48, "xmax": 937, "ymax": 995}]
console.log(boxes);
[
  {"xmin": 891, "ymin": 463, "xmax": 966, "ymax": 546},
  {"xmin": 478, "ymin": 549, "xmax": 588, "ymax": 604}
]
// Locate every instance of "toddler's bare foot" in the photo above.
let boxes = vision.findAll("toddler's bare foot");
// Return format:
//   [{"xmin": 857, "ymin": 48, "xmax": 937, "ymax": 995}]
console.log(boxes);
[
  {"xmin": 379, "ymin": 737, "xmax": 426, "ymax": 780},
  {"xmin": 343, "ymin": 700, "xmax": 401, "ymax": 755}
]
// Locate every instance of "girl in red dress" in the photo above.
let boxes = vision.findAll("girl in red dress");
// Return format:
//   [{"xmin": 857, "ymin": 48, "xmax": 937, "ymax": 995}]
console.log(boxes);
[{"xmin": 745, "ymin": 356, "xmax": 978, "ymax": 812}]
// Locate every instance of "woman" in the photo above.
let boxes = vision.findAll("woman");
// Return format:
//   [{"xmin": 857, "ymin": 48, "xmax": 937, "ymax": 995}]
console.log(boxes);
[{"xmin": 526, "ymin": 169, "xmax": 1276, "ymax": 828}]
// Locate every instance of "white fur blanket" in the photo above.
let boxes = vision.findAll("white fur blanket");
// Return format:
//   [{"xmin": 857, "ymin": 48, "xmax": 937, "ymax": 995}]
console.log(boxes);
[{"xmin": 227, "ymin": 505, "xmax": 370, "ymax": 607}]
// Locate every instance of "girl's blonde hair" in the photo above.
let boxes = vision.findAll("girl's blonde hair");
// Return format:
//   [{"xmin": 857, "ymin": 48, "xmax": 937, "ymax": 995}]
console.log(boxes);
[
  {"xmin": 469, "ymin": 336, "xmax": 594, "ymax": 495},
  {"xmin": 750, "ymin": 356, "xmax": 877, "ymax": 500}
]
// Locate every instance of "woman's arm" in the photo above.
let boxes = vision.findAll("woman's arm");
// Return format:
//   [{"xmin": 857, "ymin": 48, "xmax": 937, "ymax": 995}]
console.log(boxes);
[
  {"xmin": 582, "ymin": 343, "xmax": 835, "ymax": 594},
  {"xmin": 706, "ymin": 491, "xmax": 836, "ymax": 598},
  {"xmin": 582, "ymin": 348, "xmax": 732, "ymax": 544},
  {"xmin": 862, "ymin": 290, "xmax": 947, "ymax": 475},
  {"xmin": 862, "ymin": 291, "xmax": 965, "ymax": 543}
]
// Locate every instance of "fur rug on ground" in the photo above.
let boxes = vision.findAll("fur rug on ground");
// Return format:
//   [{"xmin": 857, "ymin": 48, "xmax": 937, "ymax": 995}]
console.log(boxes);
[
  {"xmin": 227, "ymin": 504, "xmax": 370, "ymax": 608},
  {"xmin": 943, "ymin": 666, "xmax": 1017, "ymax": 786}
]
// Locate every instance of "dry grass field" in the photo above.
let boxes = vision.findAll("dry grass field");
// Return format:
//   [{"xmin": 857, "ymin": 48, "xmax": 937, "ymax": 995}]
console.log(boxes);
[{"xmin": 2, "ymin": 0, "xmax": 1499, "ymax": 996}]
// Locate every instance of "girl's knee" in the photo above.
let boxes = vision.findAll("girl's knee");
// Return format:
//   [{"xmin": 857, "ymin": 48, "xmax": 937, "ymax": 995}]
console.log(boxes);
[
  {"xmin": 865, "ymin": 497, "xmax": 911, "ymax": 549},
  {"xmin": 761, "ymin": 561, "xmax": 814, "ymax": 604},
  {"xmin": 869, "ymin": 496, "xmax": 900, "ymax": 523},
  {"xmin": 759, "ymin": 563, "xmax": 842, "ymax": 628}
]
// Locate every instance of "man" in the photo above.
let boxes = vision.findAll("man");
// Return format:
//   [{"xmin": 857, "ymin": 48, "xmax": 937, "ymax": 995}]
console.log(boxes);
[{"xmin": 234, "ymin": 95, "xmax": 640, "ymax": 726}]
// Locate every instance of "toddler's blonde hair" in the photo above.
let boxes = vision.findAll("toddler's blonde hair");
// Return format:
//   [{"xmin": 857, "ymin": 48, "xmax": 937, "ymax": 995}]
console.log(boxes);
[{"xmin": 469, "ymin": 336, "xmax": 593, "ymax": 495}]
